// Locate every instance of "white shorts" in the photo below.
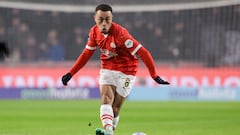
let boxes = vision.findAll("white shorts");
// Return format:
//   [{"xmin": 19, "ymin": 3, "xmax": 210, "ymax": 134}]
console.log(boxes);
[{"xmin": 99, "ymin": 69, "xmax": 136, "ymax": 98}]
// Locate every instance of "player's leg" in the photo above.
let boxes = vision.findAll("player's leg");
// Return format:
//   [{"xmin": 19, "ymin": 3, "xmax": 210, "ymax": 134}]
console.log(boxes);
[
  {"xmin": 98, "ymin": 84, "xmax": 116, "ymax": 135},
  {"xmin": 111, "ymin": 72, "xmax": 136, "ymax": 131},
  {"xmin": 100, "ymin": 84, "xmax": 116, "ymax": 105},
  {"xmin": 112, "ymin": 92, "xmax": 125, "ymax": 130},
  {"xmin": 97, "ymin": 69, "xmax": 117, "ymax": 135}
]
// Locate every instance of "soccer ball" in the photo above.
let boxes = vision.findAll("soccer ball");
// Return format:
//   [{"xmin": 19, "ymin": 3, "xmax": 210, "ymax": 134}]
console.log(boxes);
[{"xmin": 132, "ymin": 132, "xmax": 147, "ymax": 135}]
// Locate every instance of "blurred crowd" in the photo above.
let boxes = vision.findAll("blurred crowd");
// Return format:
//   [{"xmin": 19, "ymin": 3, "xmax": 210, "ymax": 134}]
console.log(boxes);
[{"xmin": 0, "ymin": 5, "xmax": 240, "ymax": 67}]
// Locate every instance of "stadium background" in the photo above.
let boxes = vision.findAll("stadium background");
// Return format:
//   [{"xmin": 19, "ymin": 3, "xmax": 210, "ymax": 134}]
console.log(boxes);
[
  {"xmin": 0, "ymin": 0, "xmax": 240, "ymax": 135},
  {"xmin": 0, "ymin": 0, "xmax": 239, "ymax": 100}
]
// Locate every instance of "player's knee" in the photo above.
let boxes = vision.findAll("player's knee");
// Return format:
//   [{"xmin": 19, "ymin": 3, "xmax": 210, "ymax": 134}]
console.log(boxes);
[{"xmin": 101, "ymin": 94, "xmax": 114, "ymax": 104}]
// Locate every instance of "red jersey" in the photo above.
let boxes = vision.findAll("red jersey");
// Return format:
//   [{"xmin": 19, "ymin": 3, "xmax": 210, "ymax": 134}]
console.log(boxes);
[
  {"xmin": 86, "ymin": 22, "xmax": 142, "ymax": 76},
  {"xmin": 69, "ymin": 22, "xmax": 158, "ymax": 78}
]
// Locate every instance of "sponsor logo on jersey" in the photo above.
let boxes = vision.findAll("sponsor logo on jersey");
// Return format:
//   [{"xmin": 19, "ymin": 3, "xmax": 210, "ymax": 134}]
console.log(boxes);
[{"xmin": 100, "ymin": 49, "xmax": 118, "ymax": 59}]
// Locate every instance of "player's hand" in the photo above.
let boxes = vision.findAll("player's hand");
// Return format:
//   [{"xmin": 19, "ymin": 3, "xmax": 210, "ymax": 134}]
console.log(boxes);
[
  {"xmin": 154, "ymin": 76, "xmax": 170, "ymax": 85},
  {"xmin": 62, "ymin": 73, "xmax": 72, "ymax": 86}
]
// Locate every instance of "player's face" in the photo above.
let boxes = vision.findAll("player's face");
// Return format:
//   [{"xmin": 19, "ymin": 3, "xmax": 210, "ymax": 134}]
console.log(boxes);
[{"xmin": 94, "ymin": 10, "xmax": 113, "ymax": 34}]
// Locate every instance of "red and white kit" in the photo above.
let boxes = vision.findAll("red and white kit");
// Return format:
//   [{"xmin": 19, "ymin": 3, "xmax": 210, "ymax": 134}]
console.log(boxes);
[{"xmin": 69, "ymin": 22, "xmax": 158, "ymax": 79}]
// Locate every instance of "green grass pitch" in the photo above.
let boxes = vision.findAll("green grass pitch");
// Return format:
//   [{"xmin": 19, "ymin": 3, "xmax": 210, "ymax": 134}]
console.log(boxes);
[{"xmin": 0, "ymin": 100, "xmax": 240, "ymax": 135}]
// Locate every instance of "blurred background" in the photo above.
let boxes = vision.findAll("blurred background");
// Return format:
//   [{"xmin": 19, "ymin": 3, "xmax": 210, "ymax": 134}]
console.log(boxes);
[{"xmin": 0, "ymin": 0, "xmax": 240, "ymax": 101}]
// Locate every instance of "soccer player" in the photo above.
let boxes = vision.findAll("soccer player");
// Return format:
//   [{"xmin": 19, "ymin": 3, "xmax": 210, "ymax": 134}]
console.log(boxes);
[{"xmin": 62, "ymin": 4, "xmax": 170, "ymax": 135}]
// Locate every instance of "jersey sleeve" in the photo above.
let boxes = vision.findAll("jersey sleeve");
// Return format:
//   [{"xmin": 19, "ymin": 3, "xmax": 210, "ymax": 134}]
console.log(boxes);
[
  {"xmin": 68, "ymin": 27, "xmax": 97, "ymax": 76},
  {"xmin": 69, "ymin": 48, "xmax": 94, "ymax": 76},
  {"xmin": 86, "ymin": 27, "xmax": 97, "ymax": 50},
  {"xmin": 117, "ymin": 26, "xmax": 158, "ymax": 78},
  {"xmin": 137, "ymin": 47, "xmax": 158, "ymax": 78},
  {"xmin": 118, "ymin": 28, "xmax": 142, "ymax": 56}
]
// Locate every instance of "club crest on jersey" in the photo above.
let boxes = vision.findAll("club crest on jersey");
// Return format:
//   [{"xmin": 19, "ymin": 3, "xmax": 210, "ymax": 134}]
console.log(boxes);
[
  {"xmin": 110, "ymin": 42, "xmax": 116, "ymax": 48},
  {"xmin": 125, "ymin": 39, "xmax": 133, "ymax": 48}
]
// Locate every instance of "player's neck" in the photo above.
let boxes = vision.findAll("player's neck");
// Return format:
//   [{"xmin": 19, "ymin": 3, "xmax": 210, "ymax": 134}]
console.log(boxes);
[{"xmin": 103, "ymin": 34, "xmax": 108, "ymax": 38}]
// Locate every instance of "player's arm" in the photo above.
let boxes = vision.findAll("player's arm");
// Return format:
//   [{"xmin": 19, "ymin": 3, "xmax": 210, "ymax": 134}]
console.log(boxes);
[
  {"xmin": 119, "ymin": 27, "xmax": 169, "ymax": 85},
  {"xmin": 62, "ymin": 47, "xmax": 95, "ymax": 85},
  {"xmin": 62, "ymin": 28, "xmax": 97, "ymax": 86},
  {"xmin": 136, "ymin": 46, "xmax": 170, "ymax": 85}
]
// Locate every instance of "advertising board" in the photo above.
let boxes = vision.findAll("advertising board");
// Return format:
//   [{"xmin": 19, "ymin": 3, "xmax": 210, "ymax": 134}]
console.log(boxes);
[{"xmin": 1, "ymin": 67, "xmax": 239, "ymax": 100}]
